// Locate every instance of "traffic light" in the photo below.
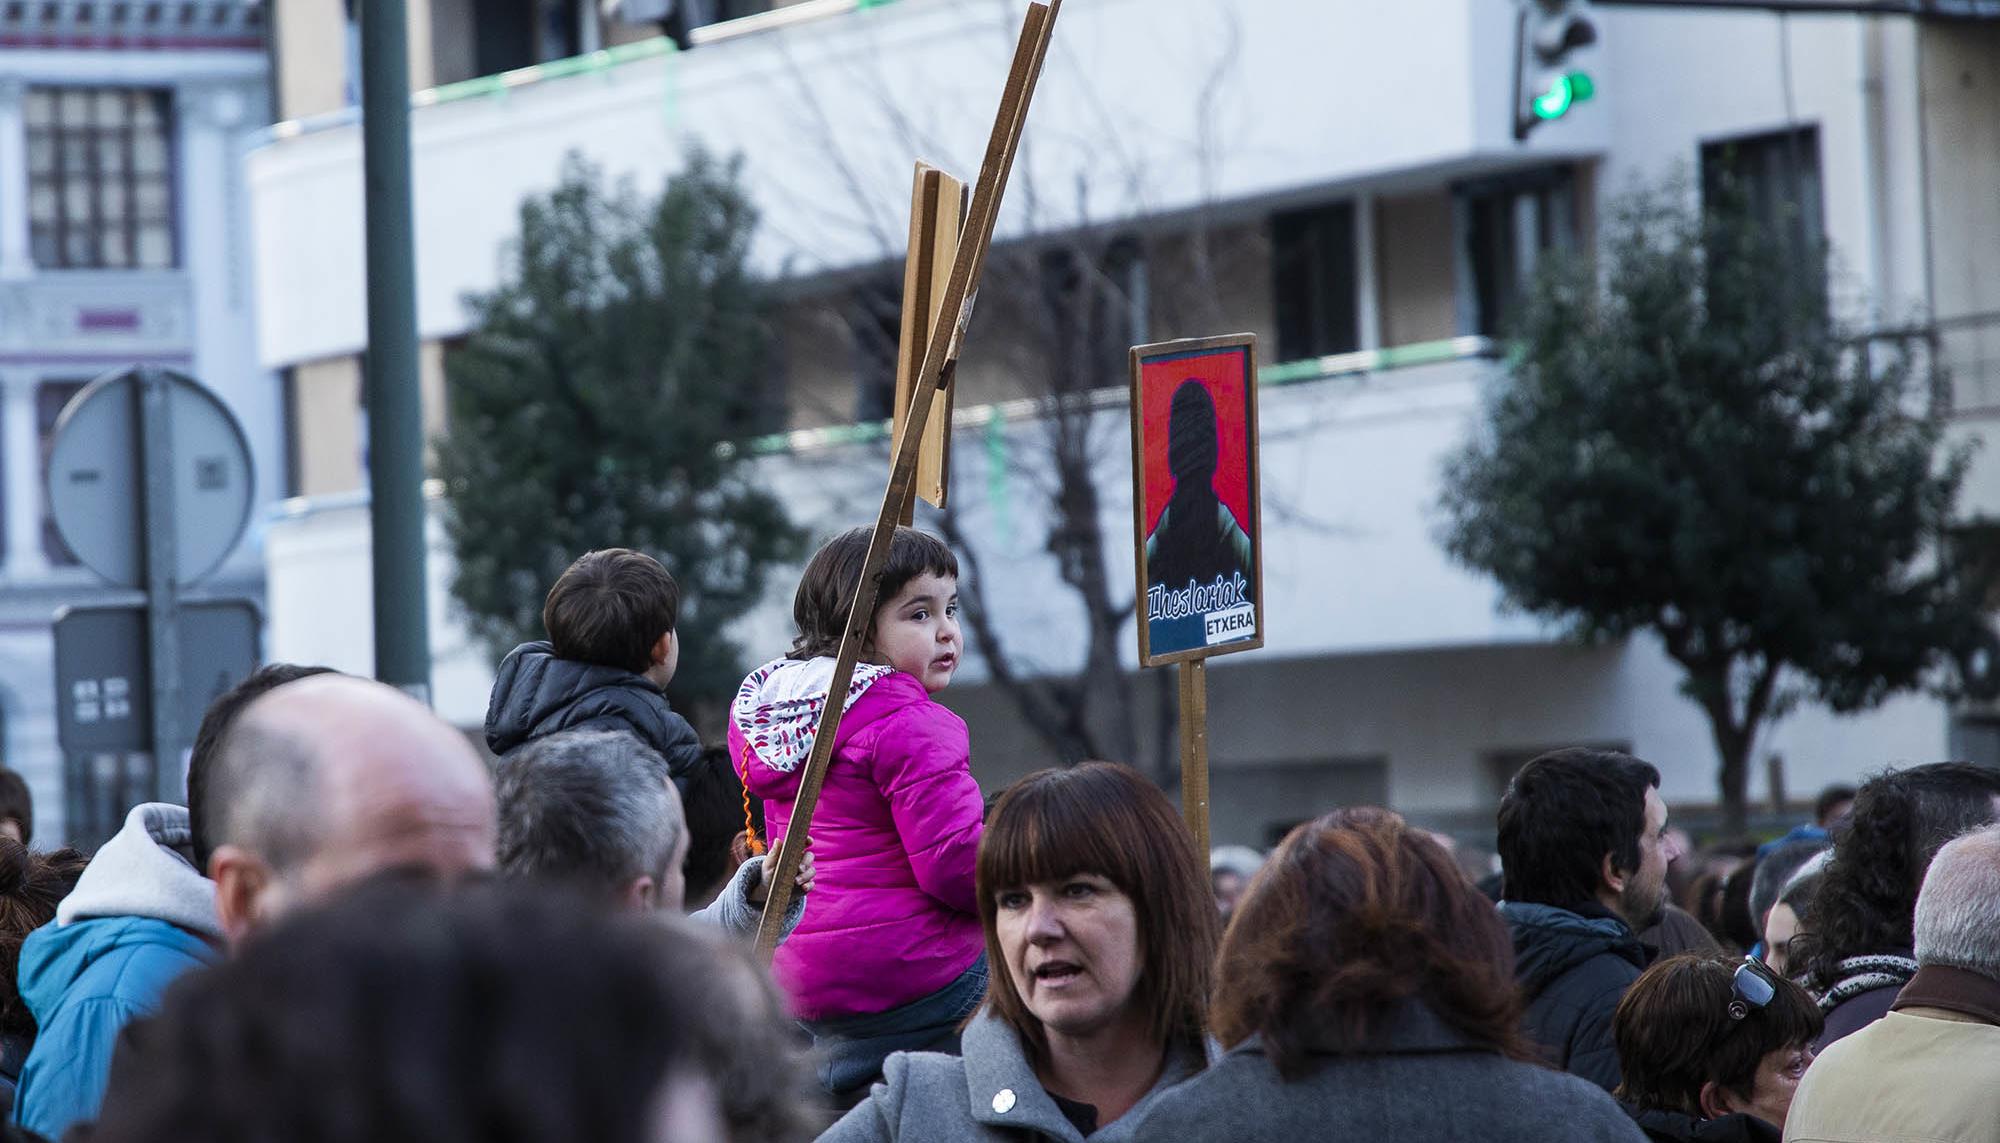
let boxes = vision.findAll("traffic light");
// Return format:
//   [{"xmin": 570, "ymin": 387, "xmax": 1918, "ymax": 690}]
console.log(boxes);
[{"xmin": 1515, "ymin": 0, "xmax": 1598, "ymax": 140}]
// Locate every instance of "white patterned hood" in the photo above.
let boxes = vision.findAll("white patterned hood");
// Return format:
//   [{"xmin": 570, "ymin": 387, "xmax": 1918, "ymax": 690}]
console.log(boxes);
[{"xmin": 729, "ymin": 656, "xmax": 895, "ymax": 774}]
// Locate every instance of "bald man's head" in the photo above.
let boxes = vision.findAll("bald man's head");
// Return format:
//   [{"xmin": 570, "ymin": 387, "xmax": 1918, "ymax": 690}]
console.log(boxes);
[{"xmin": 207, "ymin": 675, "xmax": 497, "ymax": 945}]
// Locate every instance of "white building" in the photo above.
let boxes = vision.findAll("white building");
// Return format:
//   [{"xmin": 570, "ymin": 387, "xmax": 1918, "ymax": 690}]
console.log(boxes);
[
  {"xmin": 248, "ymin": 0, "xmax": 2000, "ymax": 846},
  {"xmin": 0, "ymin": 1, "xmax": 274, "ymax": 844}
]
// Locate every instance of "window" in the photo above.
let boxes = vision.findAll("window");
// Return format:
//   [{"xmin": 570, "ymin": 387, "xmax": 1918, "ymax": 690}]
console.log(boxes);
[
  {"xmin": 1037, "ymin": 236, "xmax": 1145, "ymax": 392},
  {"xmin": 1457, "ymin": 167, "xmax": 1578, "ymax": 337},
  {"xmin": 38, "ymin": 381, "xmax": 87, "ymax": 566},
  {"xmin": 1271, "ymin": 202, "xmax": 1358, "ymax": 362},
  {"xmin": 847, "ymin": 278, "xmax": 902, "ymax": 423},
  {"xmin": 1700, "ymin": 126, "xmax": 1824, "ymax": 281},
  {"xmin": 26, "ymin": 88, "xmax": 177, "ymax": 270}
]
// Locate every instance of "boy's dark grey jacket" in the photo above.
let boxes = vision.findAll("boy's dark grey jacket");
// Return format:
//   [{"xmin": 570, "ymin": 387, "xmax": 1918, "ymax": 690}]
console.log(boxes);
[
  {"xmin": 1500, "ymin": 900, "xmax": 1652, "ymax": 1093},
  {"xmin": 485, "ymin": 641, "xmax": 701, "ymax": 790}
]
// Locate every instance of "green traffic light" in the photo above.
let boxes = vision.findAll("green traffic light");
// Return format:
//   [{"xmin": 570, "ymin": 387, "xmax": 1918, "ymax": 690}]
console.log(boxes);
[{"xmin": 1532, "ymin": 71, "xmax": 1595, "ymax": 121}]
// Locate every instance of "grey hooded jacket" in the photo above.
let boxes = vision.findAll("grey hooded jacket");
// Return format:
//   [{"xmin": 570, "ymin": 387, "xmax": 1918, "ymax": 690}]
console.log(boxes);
[
  {"xmin": 819, "ymin": 1009, "xmax": 1203, "ymax": 1143},
  {"xmin": 689, "ymin": 854, "xmax": 805, "ymax": 941}
]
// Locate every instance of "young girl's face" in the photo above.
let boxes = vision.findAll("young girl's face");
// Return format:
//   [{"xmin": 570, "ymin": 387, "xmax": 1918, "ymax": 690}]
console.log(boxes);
[{"xmin": 869, "ymin": 573, "xmax": 961, "ymax": 692}]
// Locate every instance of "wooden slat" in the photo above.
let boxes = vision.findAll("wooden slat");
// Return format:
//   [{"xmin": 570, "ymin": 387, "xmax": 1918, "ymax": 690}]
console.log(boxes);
[
  {"xmin": 1179, "ymin": 658, "xmax": 1210, "ymax": 853},
  {"xmin": 756, "ymin": 0, "xmax": 1063, "ymax": 958}
]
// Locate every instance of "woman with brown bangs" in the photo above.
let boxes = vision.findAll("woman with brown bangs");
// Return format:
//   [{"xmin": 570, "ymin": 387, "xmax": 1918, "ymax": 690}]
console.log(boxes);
[
  {"xmin": 820, "ymin": 762, "xmax": 1216, "ymax": 1143},
  {"xmin": 1130, "ymin": 808, "xmax": 1646, "ymax": 1142}
]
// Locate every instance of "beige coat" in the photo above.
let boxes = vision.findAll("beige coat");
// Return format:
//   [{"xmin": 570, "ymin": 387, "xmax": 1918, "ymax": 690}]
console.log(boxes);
[{"xmin": 1784, "ymin": 967, "xmax": 2000, "ymax": 1143}]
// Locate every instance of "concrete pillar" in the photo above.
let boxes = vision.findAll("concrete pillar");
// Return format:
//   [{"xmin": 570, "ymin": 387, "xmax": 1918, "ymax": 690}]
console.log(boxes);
[
  {"xmin": 3, "ymin": 374, "xmax": 50, "ymax": 581},
  {"xmin": 0, "ymin": 80, "xmax": 30, "ymax": 280},
  {"xmin": 1355, "ymin": 193, "xmax": 1381, "ymax": 353}
]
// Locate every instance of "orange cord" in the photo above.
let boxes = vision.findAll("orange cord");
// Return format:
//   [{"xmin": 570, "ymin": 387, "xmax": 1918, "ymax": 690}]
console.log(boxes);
[{"xmin": 736, "ymin": 741, "xmax": 766, "ymax": 856}]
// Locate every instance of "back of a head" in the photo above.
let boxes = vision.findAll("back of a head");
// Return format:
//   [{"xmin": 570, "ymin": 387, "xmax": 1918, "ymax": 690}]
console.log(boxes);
[
  {"xmin": 0, "ymin": 769, "xmax": 32, "ymax": 847},
  {"xmin": 789, "ymin": 526, "xmax": 957, "ymax": 661},
  {"xmin": 189, "ymin": 663, "xmax": 339, "ymax": 872},
  {"xmin": 207, "ymin": 674, "xmax": 496, "ymax": 887},
  {"xmin": 85, "ymin": 879, "xmax": 815, "ymax": 1143},
  {"xmin": 1498, "ymin": 747, "xmax": 1661, "ymax": 907},
  {"xmin": 680, "ymin": 747, "xmax": 748, "ymax": 905},
  {"xmin": 1613, "ymin": 953, "xmax": 1822, "ymax": 1117},
  {"xmin": 543, "ymin": 549, "xmax": 680, "ymax": 675},
  {"xmin": 0, "ymin": 840, "xmax": 87, "ymax": 1040},
  {"xmin": 977, "ymin": 762, "xmax": 1215, "ymax": 1063},
  {"xmin": 1799, "ymin": 762, "xmax": 2000, "ymax": 989},
  {"xmin": 1213, "ymin": 808, "xmax": 1526, "ymax": 1079},
  {"xmin": 496, "ymin": 729, "xmax": 682, "ymax": 901},
  {"xmin": 1913, "ymin": 825, "xmax": 2000, "ymax": 979}
]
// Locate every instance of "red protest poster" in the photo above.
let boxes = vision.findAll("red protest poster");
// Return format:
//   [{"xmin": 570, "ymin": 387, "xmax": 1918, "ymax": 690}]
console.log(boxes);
[{"xmin": 1129, "ymin": 334, "xmax": 1263, "ymax": 667}]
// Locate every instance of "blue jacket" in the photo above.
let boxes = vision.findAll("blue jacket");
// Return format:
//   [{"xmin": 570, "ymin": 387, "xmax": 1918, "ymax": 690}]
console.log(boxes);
[{"xmin": 13, "ymin": 803, "xmax": 221, "ymax": 1139}]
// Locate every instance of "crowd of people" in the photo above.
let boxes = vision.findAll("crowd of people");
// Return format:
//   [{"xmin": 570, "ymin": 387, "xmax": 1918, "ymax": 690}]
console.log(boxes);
[{"xmin": 0, "ymin": 527, "xmax": 1989, "ymax": 1141}]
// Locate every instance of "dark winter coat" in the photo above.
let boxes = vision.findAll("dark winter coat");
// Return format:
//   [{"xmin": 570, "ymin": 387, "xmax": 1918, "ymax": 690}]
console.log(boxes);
[
  {"xmin": 1500, "ymin": 900, "xmax": 1652, "ymax": 1092},
  {"xmin": 1621, "ymin": 1104, "xmax": 1782, "ymax": 1143},
  {"xmin": 484, "ymin": 641, "xmax": 701, "ymax": 790},
  {"xmin": 1129, "ymin": 1000, "xmax": 1646, "ymax": 1143}
]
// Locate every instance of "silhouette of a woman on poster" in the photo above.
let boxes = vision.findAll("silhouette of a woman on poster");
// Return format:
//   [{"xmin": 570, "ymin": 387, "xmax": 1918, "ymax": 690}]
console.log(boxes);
[{"xmin": 1146, "ymin": 380, "xmax": 1253, "ymax": 598}]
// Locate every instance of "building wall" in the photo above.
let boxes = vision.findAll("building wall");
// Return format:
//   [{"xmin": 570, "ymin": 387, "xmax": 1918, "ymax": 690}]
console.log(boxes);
[
  {"xmin": 0, "ymin": 27, "xmax": 275, "ymax": 843},
  {"xmin": 1375, "ymin": 191, "xmax": 1458, "ymax": 347}
]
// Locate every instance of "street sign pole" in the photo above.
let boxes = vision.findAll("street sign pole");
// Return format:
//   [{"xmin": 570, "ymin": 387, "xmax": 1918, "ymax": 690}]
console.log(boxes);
[
  {"xmin": 136, "ymin": 367, "xmax": 184, "ymax": 804},
  {"xmin": 360, "ymin": 0, "xmax": 432, "ymax": 701}
]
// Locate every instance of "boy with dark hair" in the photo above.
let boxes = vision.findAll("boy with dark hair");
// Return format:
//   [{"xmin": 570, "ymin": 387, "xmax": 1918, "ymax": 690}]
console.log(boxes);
[
  {"xmin": 484, "ymin": 549, "xmax": 701, "ymax": 791},
  {"xmin": 1498, "ymin": 747, "xmax": 1680, "ymax": 1093}
]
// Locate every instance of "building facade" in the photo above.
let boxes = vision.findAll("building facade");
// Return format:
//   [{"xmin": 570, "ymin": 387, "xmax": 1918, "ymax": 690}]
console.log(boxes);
[
  {"xmin": 0, "ymin": 0, "xmax": 274, "ymax": 844},
  {"xmin": 248, "ymin": 0, "xmax": 2000, "ymax": 845}
]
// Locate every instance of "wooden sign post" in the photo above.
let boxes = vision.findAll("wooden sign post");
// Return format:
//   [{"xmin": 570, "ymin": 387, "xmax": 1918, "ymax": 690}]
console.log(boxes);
[
  {"xmin": 892, "ymin": 163, "xmax": 969, "ymax": 524},
  {"xmin": 755, "ymin": 0, "xmax": 1064, "ymax": 959},
  {"xmin": 1128, "ymin": 334, "xmax": 1264, "ymax": 853}
]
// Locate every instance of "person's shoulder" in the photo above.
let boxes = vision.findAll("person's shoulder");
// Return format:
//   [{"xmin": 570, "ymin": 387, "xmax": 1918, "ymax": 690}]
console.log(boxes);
[
  {"xmin": 873, "ymin": 1050, "xmax": 973, "ymax": 1126},
  {"xmin": 1448, "ymin": 1057, "xmax": 1646, "ymax": 1140}
]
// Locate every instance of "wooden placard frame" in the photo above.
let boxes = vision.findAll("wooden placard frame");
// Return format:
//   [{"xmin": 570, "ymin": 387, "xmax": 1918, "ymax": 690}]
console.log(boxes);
[
  {"xmin": 1128, "ymin": 332, "xmax": 1266, "ymax": 670},
  {"xmin": 892, "ymin": 163, "xmax": 969, "ymax": 523},
  {"xmin": 754, "ymin": 0, "xmax": 1063, "ymax": 959}
]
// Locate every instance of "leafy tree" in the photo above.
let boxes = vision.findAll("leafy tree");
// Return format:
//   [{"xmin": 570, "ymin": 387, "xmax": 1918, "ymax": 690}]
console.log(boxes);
[
  {"xmin": 436, "ymin": 151, "xmax": 801, "ymax": 721},
  {"xmin": 1439, "ymin": 178, "xmax": 1995, "ymax": 835}
]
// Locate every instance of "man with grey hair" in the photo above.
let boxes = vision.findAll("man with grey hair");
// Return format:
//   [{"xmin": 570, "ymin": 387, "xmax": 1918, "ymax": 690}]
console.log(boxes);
[
  {"xmin": 1783, "ymin": 825, "xmax": 2000, "ymax": 1142},
  {"xmin": 496, "ymin": 728, "xmax": 809, "ymax": 936}
]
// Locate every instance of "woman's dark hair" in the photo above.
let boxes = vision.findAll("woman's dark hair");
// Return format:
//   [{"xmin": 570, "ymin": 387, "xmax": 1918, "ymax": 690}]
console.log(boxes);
[
  {"xmin": 0, "ymin": 840, "xmax": 87, "ymax": 1039},
  {"xmin": 1716, "ymin": 863, "xmax": 1761, "ymax": 952},
  {"xmin": 1795, "ymin": 762, "xmax": 2000, "ymax": 991},
  {"xmin": 1212, "ymin": 808, "xmax": 1531, "ymax": 1079},
  {"xmin": 789, "ymin": 526, "xmax": 957, "ymax": 660},
  {"xmin": 1497, "ymin": 747, "xmax": 1661, "ymax": 907},
  {"xmin": 682, "ymin": 746, "xmax": 749, "ymax": 906},
  {"xmin": 1614, "ymin": 954, "xmax": 1821, "ymax": 1117},
  {"xmin": 978, "ymin": 763, "xmax": 1216, "ymax": 1067},
  {"xmin": 86, "ymin": 878, "xmax": 817, "ymax": 1143},
  {"xmin": 0, "ymin": 770, "xmax": 32, "ymax": 847}
]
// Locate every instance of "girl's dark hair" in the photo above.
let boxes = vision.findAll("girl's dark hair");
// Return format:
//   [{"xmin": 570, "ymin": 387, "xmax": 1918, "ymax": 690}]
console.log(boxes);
[
  {"xmin": 1614, "ymin": 954, "xmax": 1821, "ymax": 1117},
  {"xmin": 789, "ymin": 526, "xmax": 957, "ymax": 660},
  {"xmin": 1795, "ymin": 762, "xmax": 2000, "ymax": 991},
  {"xmin": 87, "ymin": 878, "xmax": 817, "ymax": 1143},
  {"xmin": 978, "ymin": 763, "xmax": 1216, "ymax": 1068},
  {"xmin": 0, "ymin": 840, "xmax": 87, "ymax": 1039},
  {"xmin": 1212, "ymin": 808, "xmax": 1531, "ymax": 1079}
]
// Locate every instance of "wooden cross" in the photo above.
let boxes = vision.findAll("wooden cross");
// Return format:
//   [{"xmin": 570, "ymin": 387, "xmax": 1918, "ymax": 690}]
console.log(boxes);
[{"xmin": 755, "ymin": 0, "xmax": 1064, "ymax": 959}]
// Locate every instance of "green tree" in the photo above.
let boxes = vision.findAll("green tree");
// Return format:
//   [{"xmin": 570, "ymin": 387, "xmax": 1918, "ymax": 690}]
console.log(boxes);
[
  {"xmin": 436, "ymin": 151, "xmax": 801, "ymax": 721},
  {"xmin": 1439, "ymin": 179, "xmax": 1995, "ymax": 835}
]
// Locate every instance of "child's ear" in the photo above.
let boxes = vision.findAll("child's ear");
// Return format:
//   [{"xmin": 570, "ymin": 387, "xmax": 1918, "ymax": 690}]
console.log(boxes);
[{"xmin": 650, "ymin": 631, "xmax": 673, "ymax": 666}]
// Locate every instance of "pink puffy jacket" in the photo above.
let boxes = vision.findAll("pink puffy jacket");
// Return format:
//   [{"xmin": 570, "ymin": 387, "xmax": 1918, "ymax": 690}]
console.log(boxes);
[{"xmin": 731, "ymin": 658, "xmax": 985, "ymax": 1021}]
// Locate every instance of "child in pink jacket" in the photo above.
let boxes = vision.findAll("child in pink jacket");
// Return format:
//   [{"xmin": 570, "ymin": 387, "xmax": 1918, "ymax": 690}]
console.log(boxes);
[{"xmin": 731, "ymin": 526, "xmax": 986, "ymax": 1096}]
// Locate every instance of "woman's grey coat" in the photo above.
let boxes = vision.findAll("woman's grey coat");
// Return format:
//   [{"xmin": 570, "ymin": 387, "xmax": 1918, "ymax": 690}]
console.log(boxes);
[{"xmin": 818, "ymin": 1009, "xmax": 1201, "ymax": 1143}]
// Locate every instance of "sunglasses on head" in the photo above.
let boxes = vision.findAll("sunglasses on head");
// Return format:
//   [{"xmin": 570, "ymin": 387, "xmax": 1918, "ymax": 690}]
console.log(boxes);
[{"xmin": 1728, "ymin": 955, "xmax": 1777, "ymax": 1020}]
